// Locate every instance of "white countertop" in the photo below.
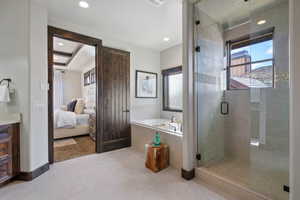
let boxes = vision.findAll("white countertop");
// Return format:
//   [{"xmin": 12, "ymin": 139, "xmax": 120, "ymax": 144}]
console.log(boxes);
[{"xmin": 0, "ymin": 113, "xmax": 21, "ymax": 126}]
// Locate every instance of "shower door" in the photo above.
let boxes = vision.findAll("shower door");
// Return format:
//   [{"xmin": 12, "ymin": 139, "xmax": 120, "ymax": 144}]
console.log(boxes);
[{"xmin": 194, "ymin": 5, "xmax": 226, "ymax": 166}]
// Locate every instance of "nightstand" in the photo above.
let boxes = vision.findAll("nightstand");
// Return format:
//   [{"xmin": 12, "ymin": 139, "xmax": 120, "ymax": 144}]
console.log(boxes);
[{"xmin": 89, "ymin": 114, "xmax": 96, "ymax": 141}]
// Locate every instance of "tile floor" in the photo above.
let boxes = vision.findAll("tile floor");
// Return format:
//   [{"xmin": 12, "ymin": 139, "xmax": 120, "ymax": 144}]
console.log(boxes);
[
  {"xmin": 201, "ymin": 147, "xmax": 289, "ymax": 200},
  {"xmin": 1, "ymin": 148, "xmax": 229, "ymax": 200}
]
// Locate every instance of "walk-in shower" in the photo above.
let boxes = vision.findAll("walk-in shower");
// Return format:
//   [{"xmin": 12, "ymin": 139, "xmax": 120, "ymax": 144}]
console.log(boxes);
[{"xmin": 194, "ymin": 0, "xmax": 289, "ymax": 199}]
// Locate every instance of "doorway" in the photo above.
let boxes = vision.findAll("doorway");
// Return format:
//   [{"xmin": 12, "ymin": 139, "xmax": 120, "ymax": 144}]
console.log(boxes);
[
  {"xmin": 48, "ymin": 26, "xmax": 132, "ymax": 164},
  {"xmin": 48, "ymin": 26, "xmax": 102, "ymax": 163},
  {"xmin": 52, "ymin": 37, "xmax": 96, "ymax": 162}
]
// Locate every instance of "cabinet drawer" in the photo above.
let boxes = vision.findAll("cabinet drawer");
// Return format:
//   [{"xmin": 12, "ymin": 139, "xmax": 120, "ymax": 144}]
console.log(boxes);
[
  {"xmin": 0, "ymin": 126, "xmax": 9, "ymax": 133},
  {"xmin": 0, "ymin": 157, "xmax": 12, "ymax": 182},
  {"xmin": 0, "ymin": 134, "xmax": 11, "ymax": 158}
]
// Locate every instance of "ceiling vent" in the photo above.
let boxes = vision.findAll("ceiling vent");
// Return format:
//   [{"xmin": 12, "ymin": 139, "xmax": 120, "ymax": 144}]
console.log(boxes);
[{"xmin": 147, "ymin": 0, "xmax": 165, "ymax": 7}]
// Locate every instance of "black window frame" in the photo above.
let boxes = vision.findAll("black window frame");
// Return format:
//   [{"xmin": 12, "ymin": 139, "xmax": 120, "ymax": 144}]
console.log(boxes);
[
  {"xmin": 226, "ymin": 27, "xmax": 275, "ymax": 90},
  {"xmin": 162, "ymin": 66, "xmax": 183, "ymax": 112}
]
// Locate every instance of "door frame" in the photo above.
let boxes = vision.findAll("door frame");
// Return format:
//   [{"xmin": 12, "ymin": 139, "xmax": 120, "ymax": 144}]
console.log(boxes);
[{"xmin": 48, "ymin": 26, "xmax": 103, "ymax": 164}]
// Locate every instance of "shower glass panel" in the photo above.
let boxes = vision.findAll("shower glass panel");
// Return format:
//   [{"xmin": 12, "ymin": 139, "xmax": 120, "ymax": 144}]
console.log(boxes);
[{"xmin": 195, "ymin": 1, "xmax": 289, "ymax": 200}]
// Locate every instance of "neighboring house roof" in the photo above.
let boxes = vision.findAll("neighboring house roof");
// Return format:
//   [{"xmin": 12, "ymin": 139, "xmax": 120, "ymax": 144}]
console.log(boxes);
[
  {"xmin": 231, "ymin": 77, "xmax": 269, "ymax": 89},
  {"xmin": 231, "ymin": 50, "xmax": 251, "ymax": 60}
]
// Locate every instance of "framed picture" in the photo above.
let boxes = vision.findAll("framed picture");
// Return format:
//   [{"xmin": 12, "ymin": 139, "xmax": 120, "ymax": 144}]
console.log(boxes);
[
  {"xmin": 84, "ymin": 71, "xmax": 91, "ymax": 86},
  {"xmin": 135, "ymin": 70, "xmax": 157, "ymax": 98},
  {"xmin": 90, "ymin": 68, "xmax": 96, "ymax": 84}
]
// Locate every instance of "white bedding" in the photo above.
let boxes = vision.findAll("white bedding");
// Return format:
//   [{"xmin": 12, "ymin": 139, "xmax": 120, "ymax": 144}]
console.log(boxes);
[
  {"xmin": 76, "ymin": 114, "xmax": 89, "ymax": 126},
  {"xmin": 54, "ymin": 110, "xmax": 89, "ymax": 128}
]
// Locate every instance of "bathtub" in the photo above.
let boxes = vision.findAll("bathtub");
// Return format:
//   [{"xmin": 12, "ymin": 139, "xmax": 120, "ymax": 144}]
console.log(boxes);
[
  {"xmin": 131, "ymin": 118, "xmax": 183, "ymax": 169},
  {"xmin": 131, "ymin": 118, "xmax": 183, "ymax": 136}
]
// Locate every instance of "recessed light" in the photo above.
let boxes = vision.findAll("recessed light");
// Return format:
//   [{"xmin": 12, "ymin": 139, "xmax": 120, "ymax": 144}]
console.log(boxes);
[
  {"xmin": 58, "ymin": 42, "xmax": 64, "ymax": 46},
  {"xmin": 79, "ymin": 1, "xmax": 89, "ymax": 8},
  {"xmin": 257, "ymin": 20, "xmax": 266, "ymax": 25},
  {"xmin": 163, "ymin": 37, "xmax": 170, "ymax": 42}
]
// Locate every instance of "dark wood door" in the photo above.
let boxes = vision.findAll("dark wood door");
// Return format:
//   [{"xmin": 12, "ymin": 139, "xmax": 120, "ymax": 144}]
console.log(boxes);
[{"xmin": 101, "ymin": 47, "xmax": 131, "ymax": 152}]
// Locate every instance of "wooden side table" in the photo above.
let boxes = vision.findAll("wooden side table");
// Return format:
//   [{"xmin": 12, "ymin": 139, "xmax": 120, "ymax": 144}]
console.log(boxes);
[{"xmin": 145, "ymin": 144, "xmax": 169, "ymax": 172}]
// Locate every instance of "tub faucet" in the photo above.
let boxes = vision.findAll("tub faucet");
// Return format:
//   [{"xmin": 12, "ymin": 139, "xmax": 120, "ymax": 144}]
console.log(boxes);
[
  {"xmin": 171, "ymin": 116, "xmax": 176, "ymax": 123},
  {"xmin": 169, "ymin": 124, "xmax": 177, "ymax": 131}
]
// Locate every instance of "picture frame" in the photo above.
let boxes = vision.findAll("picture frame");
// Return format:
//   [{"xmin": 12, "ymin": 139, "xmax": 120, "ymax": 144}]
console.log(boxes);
[
  {"xmin": 135, "ymin": 70, "xmax": 157, "ymax": 98},
  {"xmin": 90, "ymin": 68, "xmax": 96, "ymax": 84},
  {"xmin": 84, "ymin": 71, "xmax": 91, "ymax": 86},
  {"xmin": 84, "ymin": 68, "xmax": 96, "ymax": 86}
]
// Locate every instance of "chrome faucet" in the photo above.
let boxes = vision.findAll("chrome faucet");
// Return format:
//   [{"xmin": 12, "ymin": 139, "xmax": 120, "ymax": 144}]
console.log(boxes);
[
  {"xmin": 169, "ymin": 123, "xmax": 177, "ymax": 131},
  {"xmin": 171, "ymin": 116, "xmax": 176, "ymax": 123}
]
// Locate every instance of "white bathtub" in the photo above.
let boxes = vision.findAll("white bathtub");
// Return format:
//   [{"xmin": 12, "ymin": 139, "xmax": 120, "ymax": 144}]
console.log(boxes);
[
  {"xmin": 131, "ymin": 118, "xmax": 183, "ymax": 169},
  {"xmin": 131, "ymin": 118, "xmax": 183, "ymax": 136}
]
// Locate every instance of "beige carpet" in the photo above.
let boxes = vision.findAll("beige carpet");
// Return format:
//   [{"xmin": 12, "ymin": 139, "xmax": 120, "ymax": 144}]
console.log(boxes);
[
  {"xmin": 2, "ymin": 149, "xmax": 229, "ymax": 200},
  {"xmin": 54, "ymin": 136, "xmax": 95, "ymax": 162}
]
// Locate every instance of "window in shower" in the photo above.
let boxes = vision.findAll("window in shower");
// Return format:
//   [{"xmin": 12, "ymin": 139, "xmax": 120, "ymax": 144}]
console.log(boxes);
[
  {"xmin": 162, "ymin": 66, "xmax": 183, "ymax": 112},
  {"xmin": 227, "ymin": 28, "xmax": 274, "ymax": 89}
]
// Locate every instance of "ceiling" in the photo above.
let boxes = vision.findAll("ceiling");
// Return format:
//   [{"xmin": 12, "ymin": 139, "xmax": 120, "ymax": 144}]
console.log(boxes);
[
  {"xmin": 196, "ymin": 0, "xmax": 288, "ymax": 29},
  {"xmin": 46, "ymin": 0, "xmax": 182, "ymax": 51},
  {"xmin": 69, "ymin": 45, "xmax": 95, "ymax": 72},
  {"xmin": 53, "ymin": 37, "xmax": 95, "ymax": 71}
]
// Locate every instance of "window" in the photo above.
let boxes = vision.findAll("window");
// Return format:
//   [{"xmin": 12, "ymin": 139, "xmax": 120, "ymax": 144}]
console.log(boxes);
[
  {"xmin": 226, "ymin": 28, "xmax": 274, "ymax": 89},
  {"xmin": 162, "ymin": 66, "xmax": 183, "ymax": 112}
]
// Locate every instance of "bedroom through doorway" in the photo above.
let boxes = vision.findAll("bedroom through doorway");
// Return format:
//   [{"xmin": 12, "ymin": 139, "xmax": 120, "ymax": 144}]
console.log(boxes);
[
  {"xmin": 48, "ymin": 26, "xmax": 131, "ymax": 164},
  {"xmin": 52, "ymin": 37, "xmax": 96, "ymax": 162},
  {"xmin": 48, "ymin": 27, "xmax": 102, "ymax": 163}
]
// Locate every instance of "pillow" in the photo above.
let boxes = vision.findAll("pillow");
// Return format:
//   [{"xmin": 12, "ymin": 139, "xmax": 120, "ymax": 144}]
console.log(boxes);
[
  {"xmin": 67, "ymin": 100, "xmax": 77, "ymax": 112},
  {"xmin": 74, "ymin": 99, "xmax": 85, "ymax": 114},
  {"xmin": 60, "ymin": 105, "xmax": 67, "ymax": 111}
]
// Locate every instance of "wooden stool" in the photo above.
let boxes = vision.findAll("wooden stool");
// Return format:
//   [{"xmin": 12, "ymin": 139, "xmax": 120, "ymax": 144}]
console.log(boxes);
[{"xmin": 145, "ymin": 144, "xmax": 169, "ymax": 172}]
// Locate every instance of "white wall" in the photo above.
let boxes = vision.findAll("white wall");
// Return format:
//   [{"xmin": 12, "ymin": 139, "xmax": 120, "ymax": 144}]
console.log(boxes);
[
  {"xmin": 0, "ymin": 0, "xmax": 31, "ymax": 171},
  {"xmin": 130, "ymin": 46, "xmax": 161, "ymax": 120},
  {"xmin": 81, "ymin": 60, "xmax": 96, "ymax": 109},
  {"xmin": 160, "ymin": 44, "xmax": 183, "ymax": 121},
  {"xmin": 182, "ymin": 0, "xmax": 196, "ymax": 172},
  {"xmin": 29, "ymin": 0, "xmax": 48, "ymax": 171},
  {"xmin": 290, "ymin": 0, "xmax": 300, "ymax": 199},
  {"xmin": 62, "ymin": 71, "xmax": 82, "ymax": 105},
  {"xmin": 48, "ymin": 18, "xmax": 162, "ymax": 121},
  {"xmin": 0, "ymin": 0, "xmax": 48, "ymax": 171},
  {"xmin": 160, "ymin": 44, "xmax": 183, "ymax": 70}
]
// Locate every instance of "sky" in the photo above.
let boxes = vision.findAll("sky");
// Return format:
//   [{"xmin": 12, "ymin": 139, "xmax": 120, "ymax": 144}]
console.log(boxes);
[{"xmin": 231, "ymin": 40, "xmax": 273, "ymax": 69}]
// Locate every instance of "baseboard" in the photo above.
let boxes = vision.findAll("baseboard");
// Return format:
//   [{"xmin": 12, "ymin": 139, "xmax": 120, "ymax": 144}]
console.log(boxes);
[
  {"xmin": 102, "ymin": 138, "xmax": 131, "ymax": 152},
  {"xmin": 17, "ymin": 163, "xmax": 49, "ymax": 181},
  {"xmin": 181, "ymin": 168, "xmax": 195, "ymax": 180}
]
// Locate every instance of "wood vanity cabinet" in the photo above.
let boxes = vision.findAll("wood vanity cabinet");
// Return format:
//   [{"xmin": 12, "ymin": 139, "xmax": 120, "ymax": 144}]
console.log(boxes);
[{"xmin": 0, "ymin": 123, "xmax": 20, "ymax": 186}]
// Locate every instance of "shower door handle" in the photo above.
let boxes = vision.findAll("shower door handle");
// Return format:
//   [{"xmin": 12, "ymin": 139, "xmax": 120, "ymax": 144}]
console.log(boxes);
[
  {"xmin": 220, "ymin": 101, "xmax": 229, "ymax": 115},
  {"xmin": 123, "ymin": 110, "xmax": 130, "ymax": 113}
]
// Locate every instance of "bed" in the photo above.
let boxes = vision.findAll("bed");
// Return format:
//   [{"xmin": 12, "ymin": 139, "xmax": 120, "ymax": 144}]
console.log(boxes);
[{"xmin": 54, "ymin": 110, "xmax": 91, "ymax": 139}]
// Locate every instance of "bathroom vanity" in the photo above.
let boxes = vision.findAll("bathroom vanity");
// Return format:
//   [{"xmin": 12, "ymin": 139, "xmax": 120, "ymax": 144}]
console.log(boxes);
[{"xmin": 0, "ymin": 114, "xmax": 20, "ymax": 186}]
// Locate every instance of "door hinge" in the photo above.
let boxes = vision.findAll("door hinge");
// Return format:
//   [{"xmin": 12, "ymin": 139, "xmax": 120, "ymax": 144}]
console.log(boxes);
[
  {"xmin": 283, "ymin": 185, "xmax": 290, "ymax": 193},
  {"xmin": 195, "ymin": 46, "xmax": 201, "ymax": 52},
  {"xmin": 196, "ymin": 153, "xmax": 201, "ymax": 161},
  {"xmin": 195, "ymin": 20, "xmax": 200, "ymax": 25}
]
